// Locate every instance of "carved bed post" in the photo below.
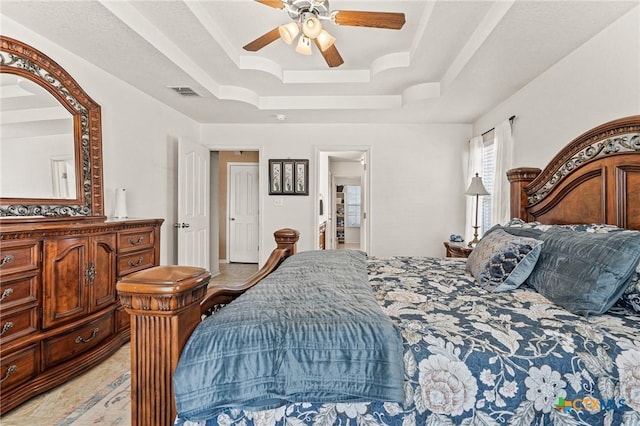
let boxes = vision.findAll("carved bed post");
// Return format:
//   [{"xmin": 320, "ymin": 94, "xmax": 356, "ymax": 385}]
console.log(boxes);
[
  {"xmin": 117, "ymin": 266, "xmax": 211, "ymax": 426},
  {"xmin": 506, "ymin": 167, "xmax": 541, "ymax": 220},
  {"xmin": 274, "ymin": 228, "xmax": 299, "ymax": 255},
  {"xmin": 117, "ymin": 228, "xmax": 300, "ymax": 426}
]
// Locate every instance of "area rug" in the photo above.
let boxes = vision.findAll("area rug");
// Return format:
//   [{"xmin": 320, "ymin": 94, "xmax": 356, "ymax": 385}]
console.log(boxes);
[{"xmin": 55, "ymin": 372, "xmax": 130, "ymax": 425}]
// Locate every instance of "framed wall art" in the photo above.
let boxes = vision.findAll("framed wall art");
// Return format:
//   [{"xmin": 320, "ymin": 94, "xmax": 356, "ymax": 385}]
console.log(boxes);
[{"xmin": 269, "ymin": 159, "xmax": 308, "ymax": 195}]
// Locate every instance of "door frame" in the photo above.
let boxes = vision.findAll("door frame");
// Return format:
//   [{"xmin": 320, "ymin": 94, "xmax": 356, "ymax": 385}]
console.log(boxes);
[
  {"xmin": 315, "ymin": 146, "xmax": 371, "ymax": 253},
  {"xmin": 226, "ymin": 162, "xmax": 259, "ymax": 263},
  {"xmin": 207, "ymin": 145, "xmax": 264, "ymax": 265}
]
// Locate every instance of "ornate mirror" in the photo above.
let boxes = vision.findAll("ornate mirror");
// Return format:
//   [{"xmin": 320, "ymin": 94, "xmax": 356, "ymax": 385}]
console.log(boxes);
[{"xmin": 0, "ymin": 36, "xmax": 104, "ymax": 218}]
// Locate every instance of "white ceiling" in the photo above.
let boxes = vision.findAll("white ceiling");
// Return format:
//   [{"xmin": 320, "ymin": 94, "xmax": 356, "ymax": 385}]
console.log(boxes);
[{"xmin": 1, "ymin": 0, "xmax": 636, "ymax": 125}]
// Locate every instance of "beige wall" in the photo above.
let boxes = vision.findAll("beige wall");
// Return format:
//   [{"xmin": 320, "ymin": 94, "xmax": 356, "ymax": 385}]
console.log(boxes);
[{"xmin": 217, "ymin": 151, "xmax": 259, "ymax": 261}]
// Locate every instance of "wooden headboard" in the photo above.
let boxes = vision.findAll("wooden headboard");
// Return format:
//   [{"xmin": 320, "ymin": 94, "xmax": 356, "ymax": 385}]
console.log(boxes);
[{"xmin": 508, "ymin": 115, "xmax": 640, "ymax": 230}]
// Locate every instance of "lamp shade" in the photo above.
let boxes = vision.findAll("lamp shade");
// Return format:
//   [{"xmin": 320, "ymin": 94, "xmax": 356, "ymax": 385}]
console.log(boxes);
[
  {"xmin": 465, "ymin": 173, "xmax": 489, "ymax": 196},
  {"xmin": 296, "ymin": 36, "xmax": 312, "ymax": 55},
  {"xmin": 279, "ymin": 22, "xmax": 300, "ymax": 45},
  {"xmin": 302, "ymin": 16, "xmax": 322, "ymax": 39},
  {"xmin": 315, "ymin": 29, "xmax": 335, "ymax": 51}
]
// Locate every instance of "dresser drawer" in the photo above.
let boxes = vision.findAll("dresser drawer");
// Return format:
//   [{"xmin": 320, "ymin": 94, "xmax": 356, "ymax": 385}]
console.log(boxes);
[
  {"xmin": 0, "ymin": 272, "xmax": 38, "ymax": 310},
  {"xmin": 0, "ymin": 344, "xmax": 38, "ymax": 391},
  {"xmin": 117, "ymin": 228, "xmax": 155, "ymax": 253},
  {"xmin": 42, "ymin": 313, "xmax": 114, "ymax": 369},
  {"xmin": 117, "ymin": 249, "xmax": 156, "ymax": 277},
  {"xmin": 0, "ymin": 307, "xmax": 38, "ymax": 345},
  {"xmin": 0, "ymin": 241, "xmax": 39, "ymax": 277}
]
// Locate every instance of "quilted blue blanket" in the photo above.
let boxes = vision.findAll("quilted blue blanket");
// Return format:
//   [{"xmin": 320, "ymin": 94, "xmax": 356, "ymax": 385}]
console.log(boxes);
[
  {"xmin": 173, "ymin": 250, "xmax": 404, "ymax": 421},
  {"xmin": 175, "ymin": 254, "xmax": 640, "ymax": 426}
]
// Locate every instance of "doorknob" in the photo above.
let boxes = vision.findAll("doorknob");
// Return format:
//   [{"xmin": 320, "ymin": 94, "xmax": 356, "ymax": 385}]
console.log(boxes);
[
  {"xmin": 174, "ymin": 223, "xmax": 190, "ymax": 228},
  {"xmin": 230, "ymin": 218, "xmax": 235, "ymax": 221}
]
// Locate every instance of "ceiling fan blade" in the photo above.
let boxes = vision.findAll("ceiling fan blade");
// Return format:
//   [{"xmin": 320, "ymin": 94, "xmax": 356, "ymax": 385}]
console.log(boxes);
[
  {"xmin": 243, "ymin": 27, "xmax": 281, "ymax": 52},
  {"xmin": 313, "ymin": 39, "xmax": 344, "ymax": 68},
  {"xmin": 333, "ymin": 11, "xmax": 406, "ymax": 30},
  {"xmin": 254, "ymin": 0, "xmax": 285, "ymax": 9}
]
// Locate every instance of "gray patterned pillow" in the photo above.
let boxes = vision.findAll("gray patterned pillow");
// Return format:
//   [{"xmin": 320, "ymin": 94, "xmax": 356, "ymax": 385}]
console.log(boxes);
[
  {"xmin": 466, "ymin": 229, "xmax": 543, "ymax": 292},
  {"xmin": 505, "ymin": 218, "xmax": 623, "ymax": 233},
  {"xmin": 618, "ymin": 272, "xmax": 640, "ymax": 312}
]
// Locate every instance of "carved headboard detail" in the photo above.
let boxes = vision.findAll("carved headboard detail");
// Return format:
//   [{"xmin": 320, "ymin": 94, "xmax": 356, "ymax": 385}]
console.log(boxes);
[{"xmin": 508, "ymin": 115, "xmax": 640, "ymax": 230}]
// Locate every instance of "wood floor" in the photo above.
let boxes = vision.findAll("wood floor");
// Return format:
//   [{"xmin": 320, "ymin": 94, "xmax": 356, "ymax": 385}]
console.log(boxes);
[{"xmin": 0, "ymin": 262, "xmax": 258, "ymax": 426}]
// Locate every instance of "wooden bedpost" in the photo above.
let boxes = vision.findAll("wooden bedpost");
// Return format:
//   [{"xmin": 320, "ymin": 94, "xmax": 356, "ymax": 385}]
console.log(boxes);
[
  {"xmin": 117, "ymin": 228, "xmax": 300, "ymax": 426},
  {"xmin": 117, "ymin": 266, "xmax": 211, "ymax": 426},
  {"xmin": 506, "ymin": 167, "xmax": 541, "ymax": 221},
  {"xmin": 274, "ymin": 228, "xmax": 299, "ymax": 255}
]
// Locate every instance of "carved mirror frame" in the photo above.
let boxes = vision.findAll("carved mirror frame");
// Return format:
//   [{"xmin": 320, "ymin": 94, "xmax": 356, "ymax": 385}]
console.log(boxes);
[{"xmin": 0, "ymin": 36, "xmax": 104, "ymax": 218}]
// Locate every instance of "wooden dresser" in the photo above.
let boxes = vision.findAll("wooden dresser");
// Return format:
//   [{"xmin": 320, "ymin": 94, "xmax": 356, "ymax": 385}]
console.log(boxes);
[{"xmin": 0, "ymin": 218, "xmax": 163, "ymax": 414}]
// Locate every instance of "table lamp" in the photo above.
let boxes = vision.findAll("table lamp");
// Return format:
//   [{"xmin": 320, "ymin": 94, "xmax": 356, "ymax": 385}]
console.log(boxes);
[{"xmin": 465, "ymin": 173, "xmax": 489, "ymax": 247}]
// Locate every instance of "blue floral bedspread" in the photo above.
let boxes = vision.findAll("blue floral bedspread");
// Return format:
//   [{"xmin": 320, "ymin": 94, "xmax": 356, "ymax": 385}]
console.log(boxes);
[{"xmin": 178, "ymin": 256, "xmax": 640, "ymax": 426}]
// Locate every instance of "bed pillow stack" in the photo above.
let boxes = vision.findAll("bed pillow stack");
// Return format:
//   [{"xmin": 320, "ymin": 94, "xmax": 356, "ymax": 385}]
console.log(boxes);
[
  {"xmin": 500, "ymin": 221, "xmax": 640, "ymax": 316},
  {"xmin": 466, "ymin": 229, "xmax": 543, "ymax": 292}
]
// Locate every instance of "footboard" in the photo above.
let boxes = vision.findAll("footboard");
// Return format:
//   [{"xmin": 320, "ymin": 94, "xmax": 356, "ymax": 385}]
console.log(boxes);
[{"xmin": 117, "ymin": 228, "xmax": 299, "ymax": 426}]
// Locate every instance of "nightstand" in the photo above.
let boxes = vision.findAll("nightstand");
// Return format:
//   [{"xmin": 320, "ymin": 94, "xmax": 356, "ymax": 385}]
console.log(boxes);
[{"xmin": 444, "ymin": 241, "xmax": 473, "ymax": 258}]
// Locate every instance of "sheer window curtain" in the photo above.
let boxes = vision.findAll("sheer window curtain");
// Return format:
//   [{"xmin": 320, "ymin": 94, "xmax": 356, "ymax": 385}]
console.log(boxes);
[
  {"xmin": 465, "ymin": 136, "xmax": 484, "ymax": 243},
  {"xmin": 491, "ymin": 119, "xmax": 514, "ymax": 226}
]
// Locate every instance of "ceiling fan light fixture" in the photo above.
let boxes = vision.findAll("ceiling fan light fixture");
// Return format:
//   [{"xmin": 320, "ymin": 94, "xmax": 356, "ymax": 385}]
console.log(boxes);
[
  {"xmin": 315, "ymin": 29, "xmax": 335, "ymax": 51},
  {"xmin": 296, "ymin": 35, "xmax": 312, "ymax": 55},
  {"xmin": 279, "ymin": 22, "xmax": 300, "ymax": 45},
  {"xmin": 302, "ymin": 15, "xmax": 322, "ymax": 39}
]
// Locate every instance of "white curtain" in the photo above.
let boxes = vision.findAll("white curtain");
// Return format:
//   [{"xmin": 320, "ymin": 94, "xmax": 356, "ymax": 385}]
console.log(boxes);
[
  {"xmin": 465, "ymin": 136, "xmax": 484, "ymax": 243},
  {"xmin": 491, "ymin": 119, "xmax": 514, "ymax": 226}
]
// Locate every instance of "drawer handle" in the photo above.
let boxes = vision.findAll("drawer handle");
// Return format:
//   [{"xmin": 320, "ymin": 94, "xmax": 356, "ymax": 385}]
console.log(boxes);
[
  {"xmin": 0, "ymin": 288, "xmax": 14, "ymax": 302},
  {"xmin": 127, "ymin": 257, "xmax": 144, "ymax": 267},
  {"xmin": 75, "ymin": 327, "xmax": 100, "ymax": 344},
  {"xmin": 0, "ymin": 322, "xmax": 14, "ymax": 337},
  {"xmin": 0, "ymin": 365, "xmax": 17, "ymax": 383},
  {"xmin": 127, "ymin": 236, "xmax": 144, "ymax": 246},
  {"xmin": 0, "ymin": 255, "xmax": 14, "ymax": 267}
]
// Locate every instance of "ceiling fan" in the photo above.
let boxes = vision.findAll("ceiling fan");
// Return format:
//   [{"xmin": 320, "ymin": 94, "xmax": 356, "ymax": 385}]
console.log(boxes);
[{"xmin": 243, "ymin": 0, "xmax": 406, "ymax": 68}]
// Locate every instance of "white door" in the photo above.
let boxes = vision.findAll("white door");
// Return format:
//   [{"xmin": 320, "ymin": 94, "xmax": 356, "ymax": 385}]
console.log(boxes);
[
  {"xmin": 178, "ymin": 138, "xmax": 210, "ymax": 270},
  {"xmin": 228, "ymin": 163, "xmax": 259, "ymax": 263}
]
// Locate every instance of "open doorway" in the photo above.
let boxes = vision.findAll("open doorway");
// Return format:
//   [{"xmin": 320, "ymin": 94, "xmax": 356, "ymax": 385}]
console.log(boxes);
[
  {"xmin": 335, "ymin": 178, "xmax": 362, "ymax": 250},
  {"xmin": 213, "ymin": 151, "xmax": 259, "ymax": 265},
  {"xmin": 316, "ymin": 148, "xmax": 370, "ymax": 252}
]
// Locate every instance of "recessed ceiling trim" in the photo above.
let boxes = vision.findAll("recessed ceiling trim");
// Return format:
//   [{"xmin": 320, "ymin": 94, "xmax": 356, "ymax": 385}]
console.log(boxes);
[
  {"xmin": 98, "ymin": 0, "xmax": 220, "ymax": 97},
  {"xmin": 283, "ymin": 69, "xmax": 370, "ymax": 84},
  {"xmin": 409, "ymin": 1, "xmax": 436, "ymax": 55},
  {"xmin": 239, "ymin": 56, "xmax": 285, "ymax": 80},
  {"xmin": 259, "ymin": 95, "xmax": 402, "ymax": 110},
  {"xmin": 371, "ymin": 52, "xmax": 411, "ymax": 76},
  {"xmin": 185, "ymin": 0, "xmax": 239, "ymax": 67},
  {"xmin": 402, "ymin": 82, "xmax": 440, "ymax": 105},
  {"xmin": 218, "ymin": 86, "xmax": 260, "ymax": 106},
  {"xmin": 441, "ymin": 0, "xmax": 515, "ymax": 91}
]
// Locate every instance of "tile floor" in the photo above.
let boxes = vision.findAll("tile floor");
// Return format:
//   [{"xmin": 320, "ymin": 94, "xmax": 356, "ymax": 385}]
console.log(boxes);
[{"xmin": 0, "ymin": 262, "xmax": 258, "ymax": 426}]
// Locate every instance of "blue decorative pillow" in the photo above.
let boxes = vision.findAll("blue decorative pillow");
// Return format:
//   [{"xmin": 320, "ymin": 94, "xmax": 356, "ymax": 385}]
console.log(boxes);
[
  {"xmin": 525, "ymin": 228, "xmax": 640, "ymax": 316},
  {"xmin": 466, "ymin": 229, "xmax": 543, "ymax": 292}
]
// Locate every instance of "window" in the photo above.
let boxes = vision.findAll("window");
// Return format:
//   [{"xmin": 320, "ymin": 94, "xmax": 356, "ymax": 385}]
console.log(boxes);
[
  {"xmin": 481, "ymin": 139, "xmax": 495, "ymax": 236},
  {"xmin": 345, "ymin": 186, "xmax": 361, "ymax": 227}
]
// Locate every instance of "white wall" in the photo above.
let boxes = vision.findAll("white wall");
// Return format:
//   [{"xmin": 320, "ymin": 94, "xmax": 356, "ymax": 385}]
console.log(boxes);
[
  {"xmin": 474, "ymin": 6, "xmax": 640, "ymax": 169},
  {"xmin": 2, "ymin": 17, "xmax": 201, "ymax": 264},
  {"xmin": 201, "ymin": 124, "xmax": 471, "ymax": 263}
]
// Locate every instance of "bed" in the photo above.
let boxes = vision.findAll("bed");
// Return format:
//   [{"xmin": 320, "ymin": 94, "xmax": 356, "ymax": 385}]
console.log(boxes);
[{"xmin": 117, "ymin": 115, "xmax": 640, "ymax": 426}]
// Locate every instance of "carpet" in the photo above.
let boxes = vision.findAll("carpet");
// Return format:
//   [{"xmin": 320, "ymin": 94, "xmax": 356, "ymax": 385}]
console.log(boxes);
[{"xmin": 55, "ymin": 372, "xmax": 130, "ymax": 425}]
